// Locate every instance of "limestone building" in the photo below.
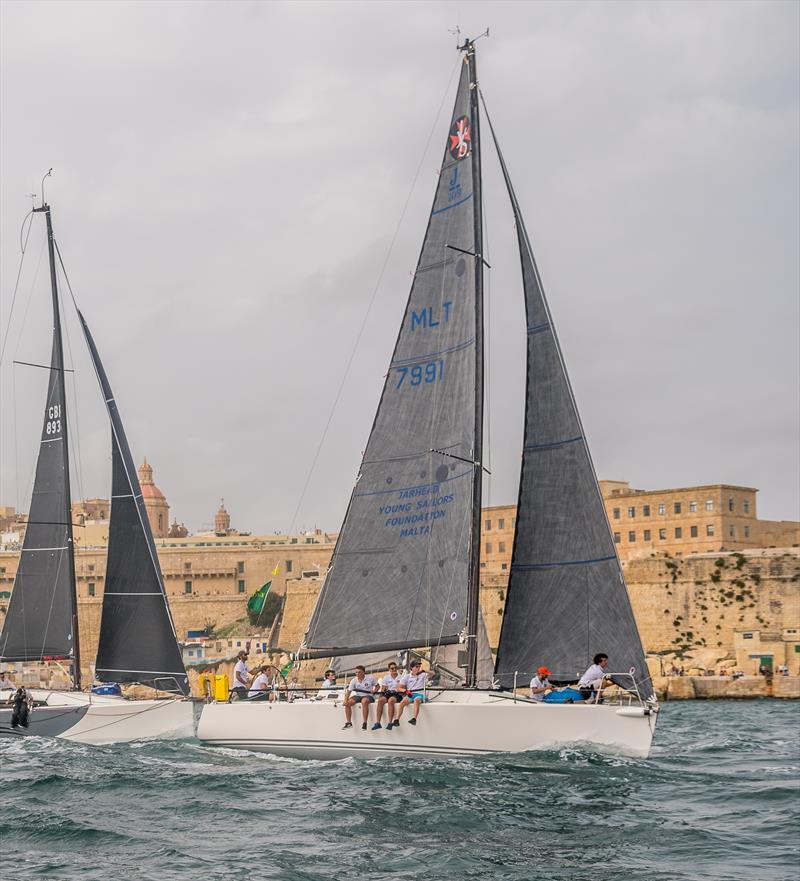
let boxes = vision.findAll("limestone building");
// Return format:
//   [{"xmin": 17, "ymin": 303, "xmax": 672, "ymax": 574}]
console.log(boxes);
[{"xmin": 138, "ymin": 459, "xmax": 170, "ymax": 538}]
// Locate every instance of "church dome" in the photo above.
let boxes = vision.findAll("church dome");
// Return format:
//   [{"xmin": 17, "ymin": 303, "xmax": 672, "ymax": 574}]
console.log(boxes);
[{"xmin": 138, "ymin": 458, "xmax": 166, "ymax": 500}]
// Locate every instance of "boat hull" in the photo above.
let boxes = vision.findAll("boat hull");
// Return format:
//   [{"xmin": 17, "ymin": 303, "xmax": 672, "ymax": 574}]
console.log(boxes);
[
  {"xmin": 197, "ymin": 692, "xmax": 657, "ymax": 759},
  {"xmin": 0, "ymin": 689, "xmax": 193, "ymax": 744}
]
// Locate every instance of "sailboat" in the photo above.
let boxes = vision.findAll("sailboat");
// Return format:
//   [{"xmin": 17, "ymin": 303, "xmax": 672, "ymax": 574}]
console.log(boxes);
[
  {"xmin": 197, "ymin": 38, "xmax": 658, "ymax": 759},
  {"xmin": 0, "ymin": 196, "xmax": 192, "ymax": 743}
]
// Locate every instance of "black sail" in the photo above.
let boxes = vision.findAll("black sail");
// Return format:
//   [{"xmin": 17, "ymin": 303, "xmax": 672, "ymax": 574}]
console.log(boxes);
[
  {"xmin": 0, "ymin": 340, "xmax": 76, "ymax": 661},
  {"xmin": 79, "ymin": 312, "xmax": 189, "ymax": 695},
  {"xmin": 304, "ymin": 58, "xmax": 480, "ymax": 656},
  {"xmin": 485, "ymin": 106, "xmax": 653, "ymax": 699}
]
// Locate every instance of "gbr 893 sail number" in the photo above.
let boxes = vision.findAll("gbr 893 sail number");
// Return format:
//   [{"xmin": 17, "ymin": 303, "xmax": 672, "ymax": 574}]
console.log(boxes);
[{"xmin": 46, "ymin": 404, "xmax": 62, "ymax": 436}]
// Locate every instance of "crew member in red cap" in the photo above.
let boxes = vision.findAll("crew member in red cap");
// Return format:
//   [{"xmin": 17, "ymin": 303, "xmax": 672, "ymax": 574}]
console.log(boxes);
[{"xmin": 529, "ymin": 666, "xmax": 553, "ymax": 702}]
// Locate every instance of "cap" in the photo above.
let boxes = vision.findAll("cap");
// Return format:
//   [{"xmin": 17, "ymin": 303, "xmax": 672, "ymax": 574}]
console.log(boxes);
[
  {"xmin": 537, "ymin": 666, "xmax": 552, "ymax": 676},
  {"xmin": 410, "ymin": 660, "xmax": 422, "ymax": 668}
]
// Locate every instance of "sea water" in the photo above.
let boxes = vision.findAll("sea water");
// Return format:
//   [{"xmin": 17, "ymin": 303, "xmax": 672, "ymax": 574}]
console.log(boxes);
[{"xmin": 0, "ymin": 700, "xmax": 797, "ymax": 881}]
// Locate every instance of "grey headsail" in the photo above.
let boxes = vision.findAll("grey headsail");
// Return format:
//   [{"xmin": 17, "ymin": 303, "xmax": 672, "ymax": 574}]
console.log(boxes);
[
  {"xmin": 79, "ymin": 312, "xmax": 189, "ymax": 695},
  {"xmin": 484, "ymin": 100, "xmax": 653, "ymax": 699},
  {"xmin": 0, "ymin": 338, "xmax": 76, "ymax": 662},
  {"xmin": 303, "ymin": 56, "xmax": 480, "ymax": 657}
]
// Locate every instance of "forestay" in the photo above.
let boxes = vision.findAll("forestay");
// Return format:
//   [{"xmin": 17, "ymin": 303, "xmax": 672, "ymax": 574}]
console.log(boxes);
[
  {"xmin": 79, "ymin": 313, "xmax": 189, "ymax": 695},
  {"xmin": 0, "ymin": 339, "xmax": 75, "ymax": 662},
  {"xmin": 484, "ymin": 103, "xmax": 653, "ymax": 699},
  {"xmin": 304, "ymin": 58, "xmax": 480, "ymax": 657}
]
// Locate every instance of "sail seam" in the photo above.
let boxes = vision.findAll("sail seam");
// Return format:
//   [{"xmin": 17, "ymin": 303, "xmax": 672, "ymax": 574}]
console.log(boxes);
[
  {"xmin": 22, "ymin": 546, "xmax": 69, "ymax": 552},
  {"xmin": 391, "ymin": 337, "xmax": 474, "ymax": 366},
  {"xmin": 527, "ymin": 322, "xmax": 550, "ymax": 335},
  {"xmin": 431, "ymin": 192, "xmax": 473, "ymax": 215},
  {"xmin": 523, "ymin": 436, "xmax": 584, "ymax": 452},
  {"xmin": 40, "ymin": 437, "xmax": 64, "ymax": 444},
  {"xmin": 96, "ymin": 667, "xmax": 187, "ymax": 675},
  {"xmin": 512, "ymin": 554, "xmax": 616, "ymax": 570},
  {"xmin": 102, "ymin": 592, "xmax": 165, "ymax": 596}
]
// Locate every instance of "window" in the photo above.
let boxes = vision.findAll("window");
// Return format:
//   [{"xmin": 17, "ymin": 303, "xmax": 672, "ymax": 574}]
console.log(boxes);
[
  {"xmin": 643, "ymin": 529, "xmax": 651, "ymax": 541},
  {"xmin": 184, "ymin": 580, "xmax": 192, "ymax": 594},
  {"xmin": 237, "ymin": 561, "xmax": 245, "ymax": 574},
  {"xmin": 158, "ymin": 513, "xmax": 164, "ymax": 532},
  {"xmin": 485, "ymin": 520, "xmax": 492, "ymax": 530},
  {"xmin": 675, "ymin": 527, "xmax": 682, "ymax": 539},
  {"xmin": 643, "ymin": 505, "xmax": 650, "ymax": 517},
  {"xmin": 88, "ymin": 563, "xmax": 95, "ymax": 572},
  {"xmin": 744, "ymin": 526, "xmax": 750, "ymax": 538},
  {"xmin": 485, "ymin": 542, "xmax": 492, "ymax": 554},
  {"xmin": 627, "ymin": 507, "xmax": 636, "ymax": 518},
  {"xmin": 612, "ymin": 508, "xmax": 620, "ymax": 520},
  {"xmin": 480, "ymin": 562, "xmax": 486, "ymax": 568},
  {"xmin": 498, "ymin": 541, "xmax": 506, "ymax": 553},
  {"xmin": 729, "ymin": 525, "xmax": 735, "ymax": 538},
  {"xmin": 689, "ymin": 501, "xmax": 697, "ymax": 513},
  {"xmin": 658, "ymin": 504, "xmax": 666, "ymax": 515},
  {"xmin": 706, "ymin": 524, "xmax": 715, "ymax": 537},
  {"xmin": 184, "ymin": 562, "xmax": 191, "ymax": 570},
  {"xmin": 613, "ymin": 532, "xmax": 621, "ymax": 544},
  {"xmin": 743, "ymin": 500, "xmax": 750, "ymax": 514},
  {"xmin": 238, "ymin": 580, "xmax": 246, "ymax": 593},
  {"xmin": 501, "ymin": 563, "xmax": 508, "ymax": 570},
  {"xmin": 285, "ymin": 560, "xmax": 293, "ymax": 573},
  {"xmin": 674, "ymin": 502, "xmax": 682, "ymax": 514},
  {"xmin": 628, "ymin": 531, "xmax": 636, "ymax": 542},
  {"xmin": 728, "ymin": 498, "xmax": 734, "ymax": 512},
  {"xmin": 511, "ymin": 518, "xmax": 516, "ymax": 528},
  {"xmin": 87, "ymin": 583, "xmax": 95, "ymax": 597},
  {"xmin": 705, "ymin": 500, "xmax": 714, "ymax": 511},
  {"xmin": 743, "ymin": 632, "xmax": 753, "ymax": 640},
  {"xmin": 659, "ymin": 529, "xmax": 667, "ymax": 540},
  {"xmin": 690, "ymin": 526, "xmax": 698, "ymax": 538},
  {"xmin": 498, "ymin": 518, "xmax": 505, "ymax": 530}
]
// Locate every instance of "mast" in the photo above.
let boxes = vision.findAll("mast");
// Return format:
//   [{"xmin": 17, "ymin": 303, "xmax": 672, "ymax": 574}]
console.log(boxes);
[
  {"xmin": 463, "ymin": 38, "xmax": 484, "ymax": 688},
  {"xmin": 33, "ymin": 202, "xmax": 81, "ymax": 690}
]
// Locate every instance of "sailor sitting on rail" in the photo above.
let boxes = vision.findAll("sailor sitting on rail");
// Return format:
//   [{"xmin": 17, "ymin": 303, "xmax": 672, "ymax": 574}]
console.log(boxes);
[
  {"xmin": 343, "ymin": 665, "xmax": 378, "ymax": 730},
  {"xmin": 373, "ymin": 662, "xmax": 404, "ymax": 731},
  {"xmin": 248, "ymin": 666, "xmax": 271, "ymax": 700},
  {"xmin": 577, "ymin": 653, "xmax": 612, "ymax": 702},
  {"xmin": 396, "ymin": 660, "xmax": 430, "ymax": 726}
]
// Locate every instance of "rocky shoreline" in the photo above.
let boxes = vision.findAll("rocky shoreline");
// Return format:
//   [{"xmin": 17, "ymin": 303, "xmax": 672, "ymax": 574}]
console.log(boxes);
[{"xmin": 652, "ymin": 675, "xmax": 799, "ymax": 700}]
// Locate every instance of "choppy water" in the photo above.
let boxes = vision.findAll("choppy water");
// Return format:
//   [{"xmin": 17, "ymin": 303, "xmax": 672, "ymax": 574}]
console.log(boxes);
[{"xmin": 0, "ymin": 700, "xmax": 798, "ymax": 881}]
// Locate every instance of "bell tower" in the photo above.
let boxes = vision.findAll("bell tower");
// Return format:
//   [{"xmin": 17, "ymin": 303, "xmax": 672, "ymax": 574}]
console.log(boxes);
[{"xmin": 138, "ymin": 458, "xmax": 170, "ymax": 538}]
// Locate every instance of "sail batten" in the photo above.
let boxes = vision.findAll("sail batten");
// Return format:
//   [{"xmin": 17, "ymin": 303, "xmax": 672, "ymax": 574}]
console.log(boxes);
[
  {"xmin": 482, "ymin": 96, "xmax": 653, "ymax": 699},
  {"xmin": 79, "ymin": 312, "xmax": 189, "ymax": 696},
  {"xmin": 304, "ymin": 57, "xmax": 480, "ymax": 656}
]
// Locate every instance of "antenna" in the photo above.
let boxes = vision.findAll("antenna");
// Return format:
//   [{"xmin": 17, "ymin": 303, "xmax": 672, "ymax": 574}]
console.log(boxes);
[
  {"xmin": 40, "ymin": 168, "xmax": 53, "ymax": 206},
  {"xmin": 448, "ymin": 24, "xmax": 461, "ymax": 47}
]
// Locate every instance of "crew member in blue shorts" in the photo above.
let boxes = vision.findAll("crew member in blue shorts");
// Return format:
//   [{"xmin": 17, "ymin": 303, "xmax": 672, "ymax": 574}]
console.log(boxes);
[{"xmin": 397, "ymin": 660, "xmax": 430, "ymax": 726}]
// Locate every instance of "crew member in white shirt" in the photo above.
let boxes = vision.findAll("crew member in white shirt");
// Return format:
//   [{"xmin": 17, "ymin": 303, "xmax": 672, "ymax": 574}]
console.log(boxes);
[
  {"xmin": 320, "ymin": 669, "xmax": 337, "ymax": 688},
  {"xmin": 373, "ymin": 661, "xmax": 404, "ymax": 731},
  {"xmin": 232, "ymin": 651, "xmax": 250, "ymax": 700},
  {"xmin": 248, "ymin": 666, "xmax": 271, "ymax": 699},
  {"xmin": 529, "ymin": 666, "xmax": 553, "ymax": 702},
  {"xmin": 397, "ymin": 660, "xmax": 430, "ymax": 726},
  {"xmin": 578, "ymin": 653, "xmax": 611, "ymax": 702},
  {"xmin": 343, "ymin": 665, "xmax": 378, "ymax": 730}
]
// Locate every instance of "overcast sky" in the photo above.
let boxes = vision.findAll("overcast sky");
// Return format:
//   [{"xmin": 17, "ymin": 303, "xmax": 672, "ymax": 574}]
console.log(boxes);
[{"xmin": 1, "ymin": 0, "xmax": 798, "ymax": 534}]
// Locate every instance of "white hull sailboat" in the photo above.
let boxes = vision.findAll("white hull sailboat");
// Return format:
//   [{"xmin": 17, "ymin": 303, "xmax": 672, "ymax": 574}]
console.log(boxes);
[
  {"xmin": 198, "ymin": 37, "xmax": 658, "ymax": 760},
  {"xmin": 199, "ymin": 691, "xmax": 655, "ymax": 760},
  {"xmin": 0, "ymin": 191, "xmax": 191, "ymax": 743}
]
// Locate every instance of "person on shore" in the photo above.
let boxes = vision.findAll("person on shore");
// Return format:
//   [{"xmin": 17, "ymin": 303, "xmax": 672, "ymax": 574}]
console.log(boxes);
[
  {"xmin": 578, "ymin": 653, "xmax": 611, "ymax": 702},
  {"xmin": 231, "ymin": 651, "xmax": 250, "ymax": 700},
  {"xmin": 374, "ymin": 662, "xmax": 404, "ymax": 730},
  {"xmin": 248, "ymin": 665, "xmax": 271, "ymax": 700},
  {"xmin": 529, "ymin": 666, "xmax": 553, "ymax": 702},
  {"xmin": 397, "ymin": 660, "xmax": 430, "ymax": 726},
  {"xmin": 343, "ymin": 665, "xmax": 378, "ymax": 730}
]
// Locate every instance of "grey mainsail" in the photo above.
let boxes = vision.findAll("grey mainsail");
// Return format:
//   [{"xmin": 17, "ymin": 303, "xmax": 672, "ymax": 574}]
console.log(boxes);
[
  {"xmin": 484, "ymin": 102, "xmax": 653, "ymax": 699},
  {"xmin": 79, "ymin": 312, "xmax": 189, "ymax": 695},
  {"xmin": 0, "ymin": 339, "xmax": 75, "ymax": 662},
  {"xmin": 304, "ymin": 56, "xmax": 481, "ymax": 657}
]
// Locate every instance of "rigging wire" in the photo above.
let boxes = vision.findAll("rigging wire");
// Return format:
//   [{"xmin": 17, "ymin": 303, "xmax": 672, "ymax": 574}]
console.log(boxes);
[
  {"xmin": 52, "ymin": 240, "xmax": 86, "ymax": 505},
  {"xmin": 287, "ymin": 55, "xmax": 462, "ymax": 536},
  {"xmin": 0, "ymin": 210, "xmax": 35, "ymax": 367}
]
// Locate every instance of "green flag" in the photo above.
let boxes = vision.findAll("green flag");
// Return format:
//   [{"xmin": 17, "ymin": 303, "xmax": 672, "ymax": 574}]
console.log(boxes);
[
  {"xmin": 280, "ymin": 659, "xmax": 294, "ymax": 678},
  {"xmin": 247, "ymin": 581, "xmax": 272, "ymax": 616}
]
